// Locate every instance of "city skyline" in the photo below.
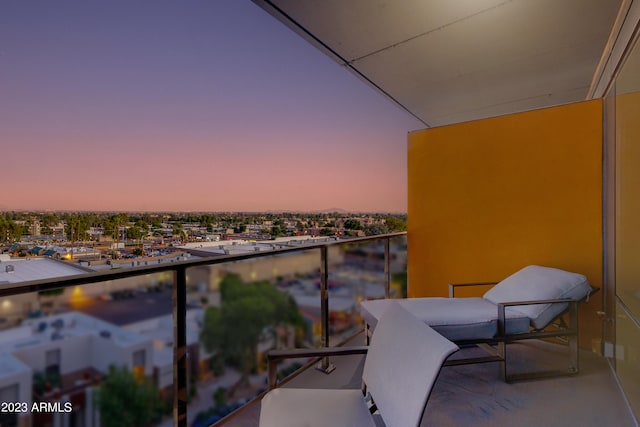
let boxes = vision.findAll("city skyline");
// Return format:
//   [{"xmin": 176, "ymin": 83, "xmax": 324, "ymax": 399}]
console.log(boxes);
[{"xmin": 1, "ymin": 0, "xmax": 423, "ymax": 213}]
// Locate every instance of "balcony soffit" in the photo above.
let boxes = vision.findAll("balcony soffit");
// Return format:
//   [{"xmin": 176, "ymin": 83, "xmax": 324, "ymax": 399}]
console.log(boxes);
[{"xmin": 253, "ymin": 0, "xmax": 623, "ymax": 127}]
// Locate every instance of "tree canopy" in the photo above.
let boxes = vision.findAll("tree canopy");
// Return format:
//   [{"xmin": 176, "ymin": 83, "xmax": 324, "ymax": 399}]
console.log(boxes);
[
  {"xmin": 200, "ymin": 274, "xmax": 306, "ymax": 387},
  {"xmin": 384, "ymin": 216, "xmax": 407, "ymax": 232},
  {"xmin": 0, "ymin": 218, "xmax": 23, "ymax": 242},
  {"xmin": 343, "ymin": 219, "xmax": 362, "ymax": 230},
  {"xmin": 96, "ymin": 365, "xmax": 163, "ymax": 427}
]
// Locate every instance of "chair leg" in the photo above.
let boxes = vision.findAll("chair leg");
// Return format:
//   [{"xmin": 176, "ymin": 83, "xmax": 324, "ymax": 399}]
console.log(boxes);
[
  {"xmin": 568, "ymin": 334, "xmax": 579, "ymax": 374},
  {"xmin": 568, "ymin": 301, "xmax": 579, "ymax": 374},
  {"xmin": 498, "ymin": 341, "xmax": 507, "ymax": 381}
]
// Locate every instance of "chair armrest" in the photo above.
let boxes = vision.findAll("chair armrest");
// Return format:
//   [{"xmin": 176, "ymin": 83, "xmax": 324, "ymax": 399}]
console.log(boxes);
[
  {"xmin": 498, "ymin": 297, "xmax": 576, "ymax": 307},
  {"xmin": 267, "ymin": 346, "xmax": 369, "ymax": 389},
  {"xmin": 496, "ymin": 298, "xmax": 578, "ymax": 336},
  {"xmin": 448, "ymin": 281, "xmax": 497, "ymax": 298},
  {"xmin": 496, "ymin": 285, "xmax": 599, "ymax": 309},
  {"xmin": 268, "ymin": 346, "xmax": 369, "ymax": 362}
]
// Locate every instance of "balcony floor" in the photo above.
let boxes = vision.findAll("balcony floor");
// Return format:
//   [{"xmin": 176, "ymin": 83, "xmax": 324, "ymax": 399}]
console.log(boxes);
[{"xmin": 220, "ymin": 335, "xmax": 637, "ymax": 427}]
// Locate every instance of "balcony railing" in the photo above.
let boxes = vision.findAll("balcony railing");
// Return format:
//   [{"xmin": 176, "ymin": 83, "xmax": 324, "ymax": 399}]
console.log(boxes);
[{"xmin": 0, "ymin": 232, "xmax": 406, "ymax": 427}]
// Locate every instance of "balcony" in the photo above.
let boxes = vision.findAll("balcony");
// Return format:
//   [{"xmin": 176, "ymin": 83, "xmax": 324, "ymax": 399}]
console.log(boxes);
[
  {"xmin": 221, "ymin": 337, "xmax": 637, "ymax": 427},
  {"xmin": 0, "ymin": 233, "xmax": 635, "ymax": 427},
  {"xmin": 0, "ymin": 233, "xmax": 405, "ymax": 427}
]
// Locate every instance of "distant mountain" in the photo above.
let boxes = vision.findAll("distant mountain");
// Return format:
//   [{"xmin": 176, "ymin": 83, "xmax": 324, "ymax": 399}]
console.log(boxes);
[
  {"xmin": 260, "ymin": 208, "xmax": 349, "ymax": 214},
  {"xmin": 310, "ymin": 208, "xmax": 348, "ymax": 214}
]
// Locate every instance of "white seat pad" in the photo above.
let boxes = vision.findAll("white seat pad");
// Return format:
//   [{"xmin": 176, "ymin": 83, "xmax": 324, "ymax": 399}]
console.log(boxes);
[
  {"xmin": 260, "ymin": 388, "xmax": 375, "ymax": 427},
  {"xmin": 361, "ymin": 297, "xmax": 530, "ymax": 341}
]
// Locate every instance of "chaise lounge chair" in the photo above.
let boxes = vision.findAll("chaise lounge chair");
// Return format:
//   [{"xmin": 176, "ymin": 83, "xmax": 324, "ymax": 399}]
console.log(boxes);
[
  {"xmin": 260, "ymin": 303, "xmax": 459, "ymax": 427},
  {"xmin": 360, "ymin": 265, "xmax": 597, "ymax": 381}
]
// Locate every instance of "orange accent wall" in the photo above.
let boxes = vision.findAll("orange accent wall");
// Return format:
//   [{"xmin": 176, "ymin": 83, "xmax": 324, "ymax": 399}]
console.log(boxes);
[{"xmin": 407, "ymin": 100, "xmax": 603, "ymax": 346}]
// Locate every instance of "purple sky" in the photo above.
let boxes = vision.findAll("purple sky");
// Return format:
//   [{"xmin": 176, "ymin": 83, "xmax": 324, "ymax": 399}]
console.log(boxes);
[{"xmin": 0, "ymin": 0, "xmax": 422, "ymax": 213}]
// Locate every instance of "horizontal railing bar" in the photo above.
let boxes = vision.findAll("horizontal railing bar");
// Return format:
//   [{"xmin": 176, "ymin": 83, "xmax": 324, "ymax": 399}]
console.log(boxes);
[{"xmin": 0, "ymin": 232, "xmax": 406, "ymax": 297}]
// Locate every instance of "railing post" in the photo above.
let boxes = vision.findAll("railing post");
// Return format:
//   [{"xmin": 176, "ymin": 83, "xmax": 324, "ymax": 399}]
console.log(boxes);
[
  {"xmin": 317, "ymin": 245, "xmax": 335, "ymax": 374},
  {"xmin": 173, "ymin": 266, "xmax": 188, "ymax": 427},
  {"xmin": 384, "ymin": 238, "xmax": 391, "ymax": 299}
]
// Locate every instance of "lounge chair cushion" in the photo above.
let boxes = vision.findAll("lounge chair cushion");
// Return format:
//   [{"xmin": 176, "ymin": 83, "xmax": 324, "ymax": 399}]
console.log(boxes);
[
  {"xmin": 260, "ymin": 388, "xmax": 375, "ymax": 427},
  {"xmin": 261, "ymin": 303, "xmax": 458, "ymax": 427},
  {"xmin": 362, "ymin": 302, "xmax": 459, "ymax": 427},
  {"xmin": 483, "ymin": 265, "xmax": 591, "ymax": 329},
  {"xmin": 360, "ymin": 297, "xmax": 530, "ymax": 341}
]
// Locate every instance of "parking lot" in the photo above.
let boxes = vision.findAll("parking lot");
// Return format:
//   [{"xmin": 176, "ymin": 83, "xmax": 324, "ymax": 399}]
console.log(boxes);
[{"xmin": 72, "ymin": 286, "xmax": 174, "ymax": 325}]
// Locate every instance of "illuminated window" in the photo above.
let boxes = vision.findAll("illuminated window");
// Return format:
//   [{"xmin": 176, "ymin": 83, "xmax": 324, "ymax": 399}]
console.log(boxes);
[{"xmin": 132, "ymin": 349, "xmax": 146, "ymax": 381}]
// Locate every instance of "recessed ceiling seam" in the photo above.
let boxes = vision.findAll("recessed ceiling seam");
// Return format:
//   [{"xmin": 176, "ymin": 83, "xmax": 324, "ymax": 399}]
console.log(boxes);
[{"xmin": 349, "ymin": 0, "xmax": 515, "ymax": 64}]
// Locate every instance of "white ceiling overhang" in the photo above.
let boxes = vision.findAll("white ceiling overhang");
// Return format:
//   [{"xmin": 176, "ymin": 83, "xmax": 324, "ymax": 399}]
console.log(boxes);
[{"xmin": 252, "ymin": 0, "xmax": 623, "ymax": 127}]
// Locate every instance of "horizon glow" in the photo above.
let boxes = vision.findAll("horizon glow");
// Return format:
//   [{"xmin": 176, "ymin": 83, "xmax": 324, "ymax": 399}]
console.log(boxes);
[{"xmin": 0, "ymin": 1, "xmax": 423, "ymax": 213}]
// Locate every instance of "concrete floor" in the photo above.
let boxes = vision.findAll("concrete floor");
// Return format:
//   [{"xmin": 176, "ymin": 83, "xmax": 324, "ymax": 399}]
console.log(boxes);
[{"xmin": 216, "ymin": 336, "xmax": 638, "ymax": 427}]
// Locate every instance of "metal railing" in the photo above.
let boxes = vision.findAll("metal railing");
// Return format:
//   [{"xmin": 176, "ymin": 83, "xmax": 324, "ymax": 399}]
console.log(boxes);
[{"xmin": 0, "ymin": 232, "xmax": 406, "ymax": 427}]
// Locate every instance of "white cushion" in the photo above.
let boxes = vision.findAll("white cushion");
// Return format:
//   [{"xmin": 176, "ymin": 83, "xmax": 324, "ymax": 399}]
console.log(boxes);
[
  {"xmin": 361, "ymin": 298, "xmax": 530, "ymax": 340},
  {"xmin": 483, "ymin": 265, "xmax": 591, "ymax": 329},
  {"xmin": 259, "ymin": 388, "xmax": 374, "ymax": 427},
  {"xmin": 260, "ymin": 303, "xmax": 458, "ymax": 427},
  {"xmin": 362, "ymin": 302, "xmax": 458, "ymax": 427}
]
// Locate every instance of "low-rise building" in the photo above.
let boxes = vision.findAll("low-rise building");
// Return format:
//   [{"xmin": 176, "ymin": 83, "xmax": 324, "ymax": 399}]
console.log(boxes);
[
  {"xmin": 0, "ymin": 256, "xmax": 90, "ymax": 326},
  {"xmin": 0, "ymin": 311, "xmax": 153, "ymax": 427}
]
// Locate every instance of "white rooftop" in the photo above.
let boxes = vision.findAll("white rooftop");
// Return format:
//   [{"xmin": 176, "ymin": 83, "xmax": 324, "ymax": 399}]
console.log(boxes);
[
  {"xmin": 0, "ymin": 352, "xmax": 30, "ymax": 376},
  {"xmin": 180, "ymin": 236, "xmax": 340, "ymax": 256},
  {"xmin": 0, "ymin": 257, "xmax": 87, "ymax": 284},
  {"xmin": 89, "ymin": 253, "xmax": 196, "ymax": 271},
  {"xmin": 0, "ymin": 311, "xmax": 148, "ymax": 354}
]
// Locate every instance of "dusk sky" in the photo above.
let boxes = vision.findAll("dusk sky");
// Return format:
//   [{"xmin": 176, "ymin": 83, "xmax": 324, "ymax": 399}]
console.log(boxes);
[{"xmin": 1, "ymin": 1, "xmax": 423, "ymax": 213}]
